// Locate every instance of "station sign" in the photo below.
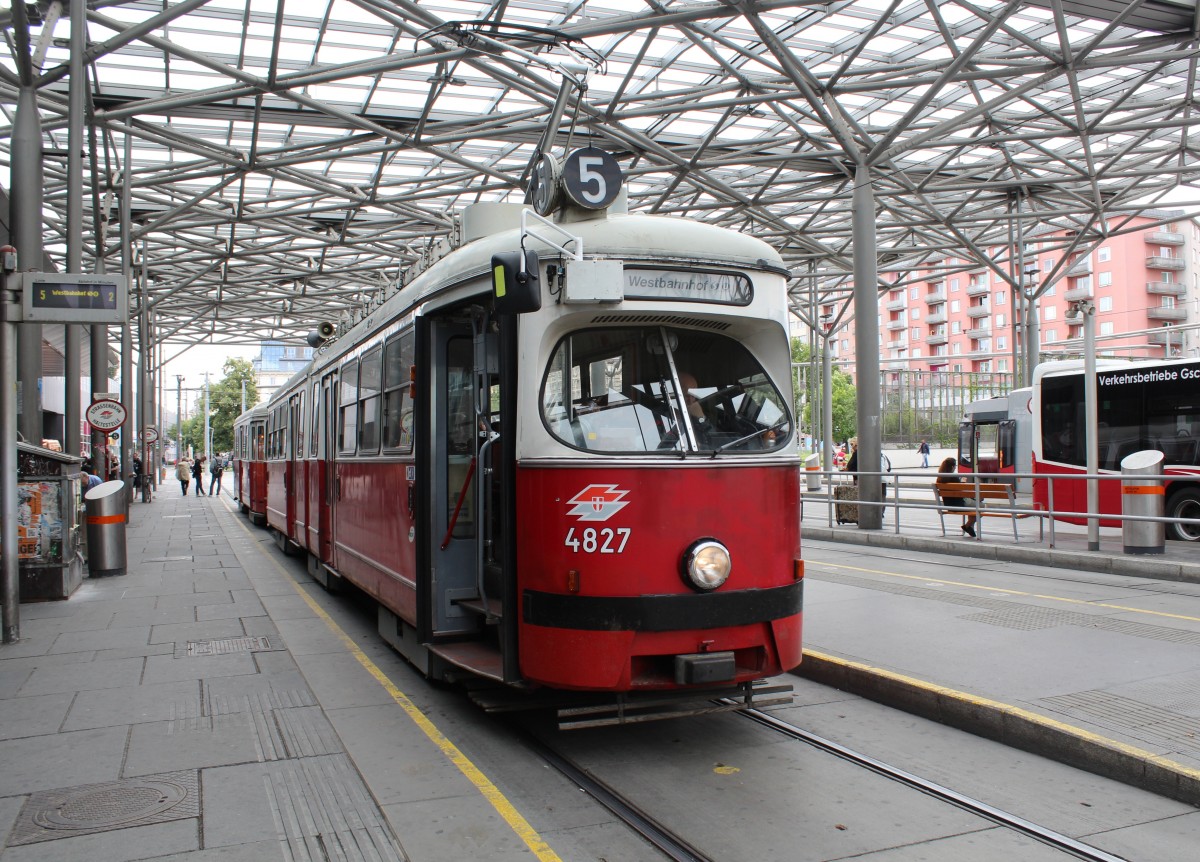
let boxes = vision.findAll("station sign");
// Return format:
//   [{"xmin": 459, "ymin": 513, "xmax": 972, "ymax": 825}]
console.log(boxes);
[
  {"xmin": 86, "ymin": 399, "xmax": 127, "ymax": 431},
  {"xmin": 17, "ymin": 272, "xmax": 129, "ymax": 324},
  {"xmin": 143, "ymin": 426, "xmax": 159, "ymax": 444}
]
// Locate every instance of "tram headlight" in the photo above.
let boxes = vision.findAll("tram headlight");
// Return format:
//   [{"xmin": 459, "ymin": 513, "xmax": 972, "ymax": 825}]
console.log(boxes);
[{"xmin": 682, "ymin": 539, "xmax": 731, "ymax": 591}]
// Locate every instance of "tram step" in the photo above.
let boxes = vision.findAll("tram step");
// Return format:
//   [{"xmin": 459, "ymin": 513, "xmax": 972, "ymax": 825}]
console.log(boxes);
[{"xmin": 455, "ymin": 596, "xmax": 503, "ymax": 621}]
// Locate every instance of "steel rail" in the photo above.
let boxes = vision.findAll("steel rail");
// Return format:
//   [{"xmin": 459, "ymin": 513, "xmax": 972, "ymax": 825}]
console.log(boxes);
[
  {"xmin": 738, "ymin": 706, "xmax": 1131, "ymax": 862},
  {"xmin": 519, "ymin": 729, "xmax": 714, "ymax": 862}
]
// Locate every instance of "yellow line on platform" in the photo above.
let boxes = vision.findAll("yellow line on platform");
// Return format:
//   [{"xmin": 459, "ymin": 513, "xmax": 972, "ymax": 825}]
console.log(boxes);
[
  {"xmin": 803, "ymin": 648, "xmax": 1200, "ymax": 782},
  {"xmin": 224, "ymin": 499, "xmax": 563, "ymax": 862},
  {"xmin": 809, "ymin": 559, "xmax": 1200, "ymax": 623}
]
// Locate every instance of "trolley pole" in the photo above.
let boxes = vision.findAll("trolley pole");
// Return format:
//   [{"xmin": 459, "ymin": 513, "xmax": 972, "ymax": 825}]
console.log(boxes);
[{"xmin": 1, "ymin": 248, "xmax": 20, "ymax": 643}]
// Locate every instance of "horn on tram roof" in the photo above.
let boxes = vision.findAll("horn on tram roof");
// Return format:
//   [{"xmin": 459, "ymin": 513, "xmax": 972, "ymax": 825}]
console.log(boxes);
[{"xmin": 306, "ymin": 320, "xmax": 336, "ymax": 348}]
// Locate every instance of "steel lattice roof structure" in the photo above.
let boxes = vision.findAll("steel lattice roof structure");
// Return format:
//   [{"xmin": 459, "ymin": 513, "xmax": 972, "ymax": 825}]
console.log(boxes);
[{"xmin": 2, "ymin": 0, "xmax": 1200, "ymax": 348}]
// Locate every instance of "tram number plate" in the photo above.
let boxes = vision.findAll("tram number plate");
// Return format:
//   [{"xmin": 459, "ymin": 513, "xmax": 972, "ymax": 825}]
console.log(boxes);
[{"xmin": 564, "ymin": 527, "xmax": 631, "ymax": 554}]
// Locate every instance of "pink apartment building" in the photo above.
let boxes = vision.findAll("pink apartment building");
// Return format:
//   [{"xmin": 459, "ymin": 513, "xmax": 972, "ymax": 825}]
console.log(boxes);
[{"xmin": 823, "ymin": 211, "xmax": 1200, "ymax": 383}]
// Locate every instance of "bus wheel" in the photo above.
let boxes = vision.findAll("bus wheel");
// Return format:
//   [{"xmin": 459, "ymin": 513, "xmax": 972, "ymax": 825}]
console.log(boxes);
[{"xmin": 1166, "ymin": 488, "xmax": 1200, "ymax": 542}]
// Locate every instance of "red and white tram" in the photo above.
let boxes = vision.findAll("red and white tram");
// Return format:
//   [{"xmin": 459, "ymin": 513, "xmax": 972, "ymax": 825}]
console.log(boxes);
[{"xmin": 234, "ymin": 149, "xmax": 803, "ymax": 717}]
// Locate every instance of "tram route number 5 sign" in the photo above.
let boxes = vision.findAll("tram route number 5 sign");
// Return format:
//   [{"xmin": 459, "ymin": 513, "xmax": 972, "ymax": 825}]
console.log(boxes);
[{"xmin": 86, "ymin": 399, "xmax": 127, "ymax": 431}]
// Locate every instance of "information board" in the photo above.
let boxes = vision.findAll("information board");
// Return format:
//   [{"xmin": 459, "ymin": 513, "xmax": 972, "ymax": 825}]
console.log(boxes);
[{"xmin": 18, "ymin": 273, "xmax": 129, "ymax": 324}]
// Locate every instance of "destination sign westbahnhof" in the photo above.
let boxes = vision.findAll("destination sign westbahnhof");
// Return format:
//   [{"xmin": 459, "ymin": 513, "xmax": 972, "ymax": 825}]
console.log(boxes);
[{"xmin": 18, "ymin": 273, "xmax": 128, "ymax": 324}]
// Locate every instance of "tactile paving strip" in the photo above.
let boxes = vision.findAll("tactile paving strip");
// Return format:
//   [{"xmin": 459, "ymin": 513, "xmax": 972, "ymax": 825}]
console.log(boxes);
[
  {"xmin": 10, "ymin": 770, "xmax": 199, "ymax": 845},
  {"xmin": 263, "ymin": 755, "xmax": 406, "ymax": 862},
  {"xmin": 1040, "ymin": 690, "xmax": 1200, "ymax": 746}
]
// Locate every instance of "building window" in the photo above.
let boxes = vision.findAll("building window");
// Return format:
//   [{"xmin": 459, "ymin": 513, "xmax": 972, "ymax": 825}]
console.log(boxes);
[
  {"xmin": 1043, "ymin": 306, "xmax": 1056, "ymax": 321},
  {"xmin": 1098, "ymin": 296, "xmax": 1112, "ymax": 312},
  {"xmin": 1044, "ymin": 258, "xmax": 1053, "ymax": 271},
  {"xmin": 996, "ymin": 314, "xmax": 1006, "ymax": 328},
  {"xmin": 1100, "ymin": 321, "xmax": 1114, "ymax": 336},
  {"xmin": 911, "ymin": 308, "xmax": 920, "ymax": 320},
  {"xmin": 952, "ymin": 343, "xmax": 961, "ymax": 354},
  {"xmin": 1163, "ymin": 295, "xmax": 1176, "ymax": 309},
  {"xmin": 950, "ymin": 278, "xmax": 960, "ymax": 291},
  {"xmin": 1044, "ymin": 283, "xmax": 1055, "ymax": 296},
  {"xmin": 912, "ymin": 327, "xmax": 920, "ymax": 340},
  {"xmin": 997, "ymin": 336, "xmax": 1007, "ymax": 350},
  {"xmin": 913, "ymin": 348, "xmax": 922, "ymax": 358},
  {"xmin": 1098, "ymin": 272, "xmax": 1112, "ymax": 288},
  {"xmin": 910, "ymin": 287, "xmax": 919, "ymax": 299},
  {"xmin": 998, "ymin": 359, "xmax": 1008, "ymax": 371},
  {"xmin": 951, "ymin": 321, "xmax": 961, "ymax": 334},
  {"xmin": 950, "ymin": 300, "xmax": 960, "ymax": 313},
  {"xmin": 1097, "ymin": 246, "xmax": 1110, "ymax": 262},
  {"xmin": 1045, "ymin": 329, "xmax": 1057, "ymax": 342},
  {"xmin": 995, "ymin": 291, "xmax": 1005, "ymax": 304}
]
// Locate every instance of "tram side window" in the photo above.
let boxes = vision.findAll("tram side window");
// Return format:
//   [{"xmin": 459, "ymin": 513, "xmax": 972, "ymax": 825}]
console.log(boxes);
[
  {"xmin": 383, "ymin": 332, "xmax": 415, "ymax": 452},
  {"xmin": 359, "ymin": 347, "xmax": 382, "ymax": 454},
  {"xmin": 310, "ymin": 382, "xmax": 320, "ymax": 457},
  {"xmin": 1097, "ymin": 383, "xmax": 1142, "ymax": 470},
  {"xmin": 339, "ymin": 360, "xmax": 359, "ymax": 454},
  {"xmin": 1145, "ymin": 387, "xmax": 1200, "ymax": 466}
]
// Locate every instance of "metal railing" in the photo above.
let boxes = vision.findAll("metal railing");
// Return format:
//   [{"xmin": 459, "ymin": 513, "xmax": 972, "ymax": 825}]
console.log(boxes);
[{"xmin": 804, "ymin": 467, "xmax": 1199, "ymax": 550}]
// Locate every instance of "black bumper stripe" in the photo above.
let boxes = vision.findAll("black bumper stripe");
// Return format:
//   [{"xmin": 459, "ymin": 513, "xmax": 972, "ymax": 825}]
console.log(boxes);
[{"xmin": 522, "ymin": 580, "xmax": 803, "ymax": 632}]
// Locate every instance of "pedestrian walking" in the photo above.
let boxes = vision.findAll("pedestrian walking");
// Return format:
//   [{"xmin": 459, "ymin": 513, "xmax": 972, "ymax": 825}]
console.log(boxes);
[
  {"xmin": 918, "ymin": 439, "xmax": 931, "ymax": 468},
  {"xmin": 209, "ymin": 454, "xmax": 225, "ymax": 496},
  {"xmin": 176, "ymin": 457, "xmax": 192, "ymax": 495},
  {"xmin": 191, "ymin": 455, "xmax": 206, "ymax": 495}
]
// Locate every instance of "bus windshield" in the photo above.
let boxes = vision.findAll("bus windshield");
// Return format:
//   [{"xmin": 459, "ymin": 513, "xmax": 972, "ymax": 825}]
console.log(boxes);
[{"xmin": 540, "ymin": 326, "xmax": 792, "ymax": 455}]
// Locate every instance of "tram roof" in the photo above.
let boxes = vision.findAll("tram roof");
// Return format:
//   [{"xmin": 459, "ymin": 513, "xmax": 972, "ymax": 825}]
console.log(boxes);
[{"xmin": 3, "ymin": 0, "xmax": 1200, "ymax": 352}]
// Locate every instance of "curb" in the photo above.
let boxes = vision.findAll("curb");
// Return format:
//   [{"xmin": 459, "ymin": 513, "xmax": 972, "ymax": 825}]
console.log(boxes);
[
  {"xmin": 801, "ymin": 525, "xmax": 1200, "ymax": 585},
  {"xmin": 796, "ymin": 650, "xmax": 1200, "ymax": 806}
]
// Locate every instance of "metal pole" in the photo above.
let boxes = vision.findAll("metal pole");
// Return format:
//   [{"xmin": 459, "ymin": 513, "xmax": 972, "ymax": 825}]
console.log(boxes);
[
  {"xmin": 63, "ymin": 0, "xmax": 87, "ymax": 457},
  {"xmin": 13, "ymin": 84, "xmax": 43, "ymax": 445},
  {"xmin": 1074, "ymin": 299, "xmax": 1101, "ymax": 551},
  {"xmin": 176, "ymin": 375, "xmax": 183, "ymax": 464},
  {"xmin": 822, "ymin": 332, "xmax": 833, "ymax": 473},
  {"xmin": 852, "ymin": 164, "xmax": 882, "ymax": 529},
  {"xmin": 139, "ymin": 250, "xmax": 150, "ymax": 497},
  {"xmin": 1, "ymin": 250, "xmax": 21, "ymax": 642},
  {"xmin": 120, "ymin": 138, "xmax": 132, "ymax": 490},
  {"xmin": 204, "ymin": 373, "xmax": 211, "ymax": 462}
]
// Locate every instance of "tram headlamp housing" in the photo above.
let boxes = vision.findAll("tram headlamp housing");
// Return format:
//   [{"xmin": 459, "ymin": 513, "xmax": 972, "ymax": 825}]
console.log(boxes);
[{"xmin": 682, "ymin": 539, "xmax": 731, "ymax": 591}]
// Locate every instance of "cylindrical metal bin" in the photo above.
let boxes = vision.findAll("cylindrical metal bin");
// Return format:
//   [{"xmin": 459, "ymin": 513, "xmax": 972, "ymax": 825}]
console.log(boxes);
[
  {"xmin": 804, "ymin": 453, "xmax": 821, "ymax": 492},
  {"xmin": 1121, "ymin": 450, "xmax": 1164, "ymax": 555},
  {"xmin": 85, "ymin": 480, "xmax": 128, "ymax": 576}
]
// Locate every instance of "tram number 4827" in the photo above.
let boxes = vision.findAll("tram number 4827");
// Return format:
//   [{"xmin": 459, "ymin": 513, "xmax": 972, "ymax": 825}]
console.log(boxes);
[{"xmin": 564, "ymin": 527, "xmax": 632, "ymax": 554}]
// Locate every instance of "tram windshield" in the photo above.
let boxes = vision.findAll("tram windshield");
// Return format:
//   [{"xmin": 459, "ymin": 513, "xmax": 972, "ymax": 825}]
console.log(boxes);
[{"xmin": 541, "ymin": 326, "xmax": 792, "ymax": 455}]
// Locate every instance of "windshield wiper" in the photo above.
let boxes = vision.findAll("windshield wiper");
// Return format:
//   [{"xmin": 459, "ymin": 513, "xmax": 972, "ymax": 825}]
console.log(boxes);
[{"xmin": 700, "ymin": 420, "xmax": 791, "ymax": 457}]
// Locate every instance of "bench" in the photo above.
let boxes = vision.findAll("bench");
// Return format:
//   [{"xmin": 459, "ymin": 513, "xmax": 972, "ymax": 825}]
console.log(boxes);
[{"xmin": 932, "ymin": 481, "xmax": 1043, "ymax": 541}]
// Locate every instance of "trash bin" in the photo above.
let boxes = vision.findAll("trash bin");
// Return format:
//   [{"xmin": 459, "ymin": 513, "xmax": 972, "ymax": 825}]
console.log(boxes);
[
  {"xmin": 85, "ymin": 480, "xmax": 127, "ymax": 576},
  {"xmin": 1120, "ymin": 450, "xmax": 1164, "ymax": 555},
  {"xmin": 804, "ymin": 453, "xmax": 821, "ymax": 492}
]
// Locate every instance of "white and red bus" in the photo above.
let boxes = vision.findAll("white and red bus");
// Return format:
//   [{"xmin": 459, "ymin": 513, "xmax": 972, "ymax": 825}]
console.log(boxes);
[
  {"xmin": 233, "ymin": 148, "xmax": 803, "ymax": 720},
  {"xmin": 1033, "ymin": 357, "xmax": 1200, "ymax": 541}
]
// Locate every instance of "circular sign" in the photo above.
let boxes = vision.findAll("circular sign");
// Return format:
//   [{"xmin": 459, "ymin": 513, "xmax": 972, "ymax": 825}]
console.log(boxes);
[
  {"xmin": 562, "ymin": 147, "xmax": 622, "ymax": 210},
  {"xmin": 528, "ymin": 153, "xmax": 560, "ymax": 216},
  {"xmin": 86, "ymin": 399, "xmax": 126, "ymax": 431},
  {"xmin": 143, "ymin": 426, "xmax": 159, "ymax": 443}
]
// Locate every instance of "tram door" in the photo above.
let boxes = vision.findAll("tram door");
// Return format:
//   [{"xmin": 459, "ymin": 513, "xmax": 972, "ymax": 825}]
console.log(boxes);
[
  {"xmin": 288, "ymin": 392, "xmax": 303, "ymax": 544},
  {"xmin": 318, "ymin": 371, "xmax": 336, "ymax": 563},
  {"xmin": 426, "ymin": 313, "xmax": 506, "ymax": 641}
]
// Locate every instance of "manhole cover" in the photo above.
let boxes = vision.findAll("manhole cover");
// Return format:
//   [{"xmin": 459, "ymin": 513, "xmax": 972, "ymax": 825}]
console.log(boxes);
[
  {"xmin": 12, "ymin": 771, "xmax": 198, "ymax": 845},
  {"xmin": 186, "ymin": 636, "xmax": 273, "ymax": 656}
]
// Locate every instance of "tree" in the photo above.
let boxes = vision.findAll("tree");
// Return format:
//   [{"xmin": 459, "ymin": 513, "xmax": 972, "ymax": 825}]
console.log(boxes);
[
  {"xmin": 205, "ymin": 358, "xmax": 258, "ymax": 453},
  {"xmin": 791, "ymin": 336, "xmax": 856, "ymax": 445}
]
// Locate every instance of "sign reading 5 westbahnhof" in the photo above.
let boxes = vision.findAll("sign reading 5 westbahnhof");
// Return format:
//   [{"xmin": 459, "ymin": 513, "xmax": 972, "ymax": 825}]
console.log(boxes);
[{"xmin": 18, "ymin": 273, "xmax": 128, "ymax": 324}]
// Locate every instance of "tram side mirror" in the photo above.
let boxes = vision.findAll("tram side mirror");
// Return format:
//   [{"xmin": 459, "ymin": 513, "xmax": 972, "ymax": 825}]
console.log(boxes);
[{"xmin": 491, "ymin": 249, "xmax": 541, "ymax": 315}]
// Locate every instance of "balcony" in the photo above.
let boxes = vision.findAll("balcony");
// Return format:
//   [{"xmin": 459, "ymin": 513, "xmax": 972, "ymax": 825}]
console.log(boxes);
[
  {"xmin": 1065, "ymin": 257, "xmax": 1091, "ymax": 276},
  {"xmin": 886, "ymin": 360, "xmax": 907, "ymax": 370},
  {"xmin": 1148, "ymin": 331, "xmax": 1174, "ymax": 345},
  {"xmin": 966, "ymin": 281, "xmax": 990, "ymax": 297},
  {"xmin": 968, "ymin": 346, "xmax": 991, "ymax": 358},
  {"xmin": 886, "ymin": 339, "xmax": 906, "ymax": 349},
  {"xmin": 927, "ymin": 332, "xmax": 948, "ymax": 346},
  {"xmin": 886, "ymin": 319, "xmax": 907, "ymax": 331},
  {"xmin": 1147, "ymin": 255, "xmax": 1186, "ymax": 270},
  {"xmin": 1064, "ymin": 286, "xmax": 1092, "ymax": 302},
  {"xmin": 1147, "ymin": 307, "xmax": 1187, "ymax": 321},
  {"xmin": 1147, "ymin": 230, "xmax": 1185, "ymax": 246},
  {"xmin": 1146, "ymin": 282, "xmax": 1186, "ymax": 296},
  {"xmin": 966, "ymin": 326, "xmax": 991, "ymax": 339},
  {"xmin": 924, "ymin": 291, "xmax": 946, "ymax": 305},
  {"xmin": 925, "ymin": 312, "xmax": 946, "ymax": 325},
  {"xmin": 966, "ymin": 304, "xmax": 991, "ymax": 318},
  {"xmin": 886, "ymin": 298, "xmax": 906, "ymax": 311}
]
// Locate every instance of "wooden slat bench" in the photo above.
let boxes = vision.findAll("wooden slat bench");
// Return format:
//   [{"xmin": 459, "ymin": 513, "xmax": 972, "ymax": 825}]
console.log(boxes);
[{"xmin": 932, "ymin": 481, "xmax": 1043, "ymax": 541}]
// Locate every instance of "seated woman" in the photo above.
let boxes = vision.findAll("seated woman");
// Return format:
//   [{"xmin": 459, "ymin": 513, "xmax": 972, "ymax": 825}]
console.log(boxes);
[{"xmin": 936, "ymin": 456, "xmax": 977, "ymax": 537}]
